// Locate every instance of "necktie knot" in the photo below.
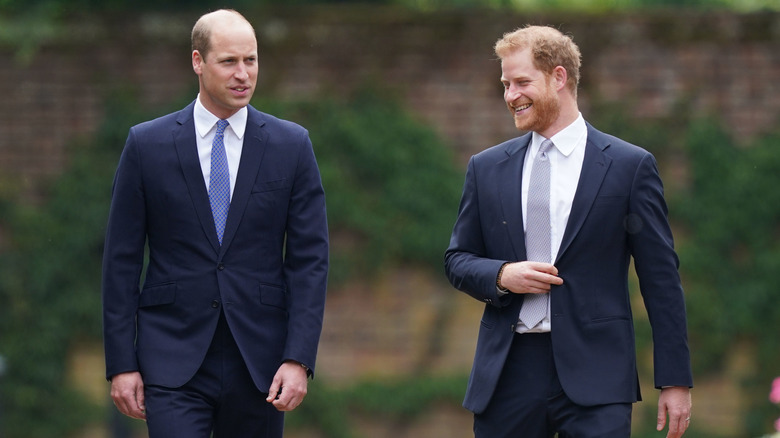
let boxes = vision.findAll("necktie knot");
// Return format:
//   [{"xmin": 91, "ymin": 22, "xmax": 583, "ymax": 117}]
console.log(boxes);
[
  {"xmin": 538, "ymin": 138, "xmax": 554, "ymax": 160},
  {"xmin": 216, "ymin": 119, "xmax": 229, "ymax": 135}
]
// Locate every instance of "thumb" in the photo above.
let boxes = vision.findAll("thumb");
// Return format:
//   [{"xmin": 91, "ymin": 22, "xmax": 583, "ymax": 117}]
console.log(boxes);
[
  {"xmin": 657, "ymin": 405, "xmax": 667, "ymax": 431},
  {"xmin": 137, "ymin": 385, "xmax": 146, "ymax": 411},
  {"xmin": 266, "ymin": 379, "xmax": 281, "ymax": 403}
]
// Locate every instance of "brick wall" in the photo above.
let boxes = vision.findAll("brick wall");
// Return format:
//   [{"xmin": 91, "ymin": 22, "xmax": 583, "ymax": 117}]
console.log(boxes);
[
  {"xmin": 3, "ymin": 9, "xmax": 779, "ymax": 197},
  {"xmin": 3, "ymin": 7, "xmax": 779, "ymax": 437}
]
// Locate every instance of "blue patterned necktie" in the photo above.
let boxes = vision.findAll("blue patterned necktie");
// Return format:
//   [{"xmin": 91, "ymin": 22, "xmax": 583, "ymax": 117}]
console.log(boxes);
[
  {"xmin": 209, "ymin": 119, "xmax": 230, "ymax": 245},
  {"xmin": 519, "ymin": 138, "xmax": 554, "ymax": 329}
]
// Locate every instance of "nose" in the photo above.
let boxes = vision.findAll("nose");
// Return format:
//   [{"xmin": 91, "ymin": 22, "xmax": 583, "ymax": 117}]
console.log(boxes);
[
  {"xmin": 234, "ymin": 63, "xmax": 249, "ymax": 81},
  {"xmin": 504, "ymin": 84, "xmax": 521, "ymax": 102}
]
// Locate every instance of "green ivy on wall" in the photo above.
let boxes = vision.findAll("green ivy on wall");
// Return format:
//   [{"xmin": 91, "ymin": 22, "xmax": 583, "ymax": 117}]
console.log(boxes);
[
  {"xmin": 254, "ymin": 88, "xmax": 464, "ymax": 285},
  {"xmin": 0, "ymin": 90, "xmax": 149, "ymax": 437},
  {"xmin": 671, "ymin": 119, "xmax": 780, "ymax": 436}
]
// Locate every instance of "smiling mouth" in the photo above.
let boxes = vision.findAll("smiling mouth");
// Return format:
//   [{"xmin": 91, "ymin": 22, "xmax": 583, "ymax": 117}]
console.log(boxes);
[{"xmin": 513, "ymin": 103, "xmax": 531, "ymax": 112}]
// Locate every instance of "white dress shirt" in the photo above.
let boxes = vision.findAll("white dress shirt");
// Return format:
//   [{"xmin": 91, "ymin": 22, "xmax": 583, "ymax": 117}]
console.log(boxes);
[
  {"xmin": 193, "ymin": 96, "xmax": 248, "ymax": 199},
  {"xmin": 516, "ymin": 113, "xmax": 587, "ymax": 333}
]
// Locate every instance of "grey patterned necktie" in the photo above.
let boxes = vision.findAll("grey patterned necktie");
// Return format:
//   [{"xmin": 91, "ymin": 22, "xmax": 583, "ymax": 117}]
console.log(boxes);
[{"xmin": 519, "ymin": 138, "xmax": 554, "ymax": 329}]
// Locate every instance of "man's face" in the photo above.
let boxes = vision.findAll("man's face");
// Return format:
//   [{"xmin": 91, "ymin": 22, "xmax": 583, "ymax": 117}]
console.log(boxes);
[
  {"xmin": 500, "ymin": 48, "xmax": 560, "ymax": 137},
  {"xmin": 193, "ymin": 21, "xmax": 258, "ymax": 119}
]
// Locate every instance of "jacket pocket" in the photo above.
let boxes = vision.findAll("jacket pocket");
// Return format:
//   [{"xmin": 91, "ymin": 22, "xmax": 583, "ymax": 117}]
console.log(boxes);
[
  {"xmin": 259, "ymin": 283, "xmax": 287, "ymax": 310},
  {"xmin": 139, "ymin": 282, "xmax": 176, "ymax": 307}
]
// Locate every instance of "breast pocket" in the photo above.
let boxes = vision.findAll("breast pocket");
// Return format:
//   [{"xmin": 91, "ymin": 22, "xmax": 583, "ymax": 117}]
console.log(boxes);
[
  {"xmin": 591, "ymin": 195, "xmax": 626, "ymax": 208},
  {"xmin": 249, "ymin": 179, "xmax": 292, "ymax": 224},
  {"xmin": 251, "ymin": 178, "xmax": 290, "ymax": 194}
]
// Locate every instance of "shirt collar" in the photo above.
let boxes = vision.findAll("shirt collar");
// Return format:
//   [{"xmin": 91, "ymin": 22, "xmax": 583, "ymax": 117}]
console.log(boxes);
[
  {"xmin": 194, "ymin": 95, "xmax": 248, "ymax": 139},
  {"xmin": 532, "ymin": 112, "xmax": 586, "ymax": 157}
]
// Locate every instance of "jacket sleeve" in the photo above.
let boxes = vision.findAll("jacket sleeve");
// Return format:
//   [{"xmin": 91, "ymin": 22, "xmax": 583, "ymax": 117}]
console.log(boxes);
[
  {"xmin": 444, "ymin": 156, "xmax": 510, "ymax": 308},
  {"xmin": 102, "ymin": 128, "xmax": 147, "ymax": 380},
  {"xmin": 628, "ymin": 153, "xmax": 693, "ymax": 389},
  {"xmin": 281, "ymin": 129, "xmax": 329, "ymax": 375}
]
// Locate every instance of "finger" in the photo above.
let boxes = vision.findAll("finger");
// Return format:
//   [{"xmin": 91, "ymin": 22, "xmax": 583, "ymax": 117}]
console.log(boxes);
[
  {"xmin": 528, "ymin": 272, "xmax": 562, "ymax": 287},
  {"xmin": 124, "ymin": 394, "xmax": 145, "ymax": 420},
  {"xmin": 272, "ymin": 396, "xmax": 290, "ymax": 411},
  {"xmin": 135, "ymin": 389, "xmax": 147, "ymax": 420},
  {"xmin": 533, "ymin": 286, "xmax": 553, "ymax": 294},
  {"xmin": 528, "ymin": 278, "xmax": 557, "ymax": 293},
  {"xmin": 112, "ymin": 397, "xmax": 127, "ymax": 416},
  {"xmin": 273, "ymin": 390, "xmax": 302, "ymax": 411},
  {"xmin": 668, "ymin": 414, "xmax": 690, "ymax": 438},
  {"xmin": 666, "ymin": 420, "xmax": 679, "ymax": 438},
  {"xmin": 116, "ymin": 396, "xmax": 142, "ymax": 420},
  {"xmin": 112, "ymin": 390, "xmax": 139, "ymax": 419},
  {"xmin": 272, "ymin": 380, "xmax": 305, "ymax": 411},
  {"xmin": 548, "ymin": 273, "xmax": 564, "ymax": 285},
  {"xmin": 527, "ymin": 261, "xmax": 558, "ymax": 275},
  {"xmin": 129, "ymin": 406, "xmax": 147, "ymax": 420},
  {"xmin": 663, "ymin": 412, "xmax": 688, "ymax": 438},
  {"xmin": 271, "ymin": 387, "xmax": 292, "ymax": 411}
]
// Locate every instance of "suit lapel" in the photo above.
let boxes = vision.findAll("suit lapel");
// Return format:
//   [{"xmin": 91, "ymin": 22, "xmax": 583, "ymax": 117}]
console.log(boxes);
[
  {"xmin": 219, "ymin": 107, "xmax": 267, "ymax": 253},
  {"xmin": 497, "ymin": 134, "xmax": 532, "ymax": 261},
  {"xmin": 173, "ymin": 102, "xmax": 222, "ymax": 253},
  {"xmin": 556, "ymin": 124, "xmax": 612, "ymax": 263}
]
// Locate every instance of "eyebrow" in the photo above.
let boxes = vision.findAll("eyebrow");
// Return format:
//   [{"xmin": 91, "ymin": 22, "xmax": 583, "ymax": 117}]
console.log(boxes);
[{"xmin": 215, "ymin": 53, "xmax": 258, "ymax": 61}]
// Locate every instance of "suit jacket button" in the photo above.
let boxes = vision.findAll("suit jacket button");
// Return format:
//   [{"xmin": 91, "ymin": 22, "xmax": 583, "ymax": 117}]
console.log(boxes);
[
  {"xmin": 217, "ymin": 263, "xmax": 225, "ymax": 271},
  {"xmin": 211, "ymin": 300, "xmax": 220, "ymax": 308}
]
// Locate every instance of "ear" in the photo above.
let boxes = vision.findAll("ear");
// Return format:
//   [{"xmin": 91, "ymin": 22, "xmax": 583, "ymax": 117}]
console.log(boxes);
[
  {"xmin": 552, "ymin": 66, "xmax": 568, "ymax": 92},
  {"xmin": 192, "ymin": 50, "xmax": 203, "ymax": 75}
]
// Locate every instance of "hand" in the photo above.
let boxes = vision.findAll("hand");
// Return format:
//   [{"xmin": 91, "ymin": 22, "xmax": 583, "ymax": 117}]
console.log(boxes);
[
  {"xmin": 657, "ymin": 386, "xmax": 691, "ymax": 438},
  {"xmin": 266, "ymin": 361, "xmax": 309, "ymax": 411},
  {"xmin": 499, "ymin": 261, "xmax": 563, "ymax": 294},
  {"xmin": 110, "ymin": 371, "xmax": 146, "ymax": 420}
]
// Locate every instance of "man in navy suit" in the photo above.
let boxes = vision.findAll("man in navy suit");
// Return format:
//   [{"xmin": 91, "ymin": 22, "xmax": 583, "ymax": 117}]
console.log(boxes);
[
  {"xmin": 445, "ymin": 25, "xmax": 692, "ymax": 438},
  {"xmin": 102, "ymin": 9, "xmax": 328, "ymax": 438}
]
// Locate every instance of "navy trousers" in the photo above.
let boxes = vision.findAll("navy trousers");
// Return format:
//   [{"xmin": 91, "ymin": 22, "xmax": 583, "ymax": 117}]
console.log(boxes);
[
  {"xmin": 473, "ymin": 332, "xmax": 632, "ymax": 438},
  {"xmin": 144, "ymin": 312, "xmax": 284, "ymax": 438}
]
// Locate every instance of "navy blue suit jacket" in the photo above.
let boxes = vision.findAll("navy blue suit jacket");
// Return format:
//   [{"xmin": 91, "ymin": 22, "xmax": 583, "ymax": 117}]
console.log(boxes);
[
  {"xmin": 102, "ymin": 102, "xmax": 329, "ymax": 391},
  {"xmin": 445, "ymin": 123, "xmax": 692, "ymax": 414}
]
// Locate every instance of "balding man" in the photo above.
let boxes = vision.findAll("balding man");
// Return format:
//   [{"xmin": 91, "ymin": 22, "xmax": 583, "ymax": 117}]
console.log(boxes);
[{"xmin": 102, "ymin": 9, "xmax": 329, "ymax": 437}]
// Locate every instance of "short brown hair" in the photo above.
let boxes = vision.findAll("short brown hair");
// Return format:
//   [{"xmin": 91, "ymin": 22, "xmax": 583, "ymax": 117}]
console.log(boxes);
[
  {"xmin": 191, "ymin": 9, "xmax": 254, "ymax": 60},
  {"xmin": 494, "ymin": 25, "xmax": 581, "ymax": 97}
]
